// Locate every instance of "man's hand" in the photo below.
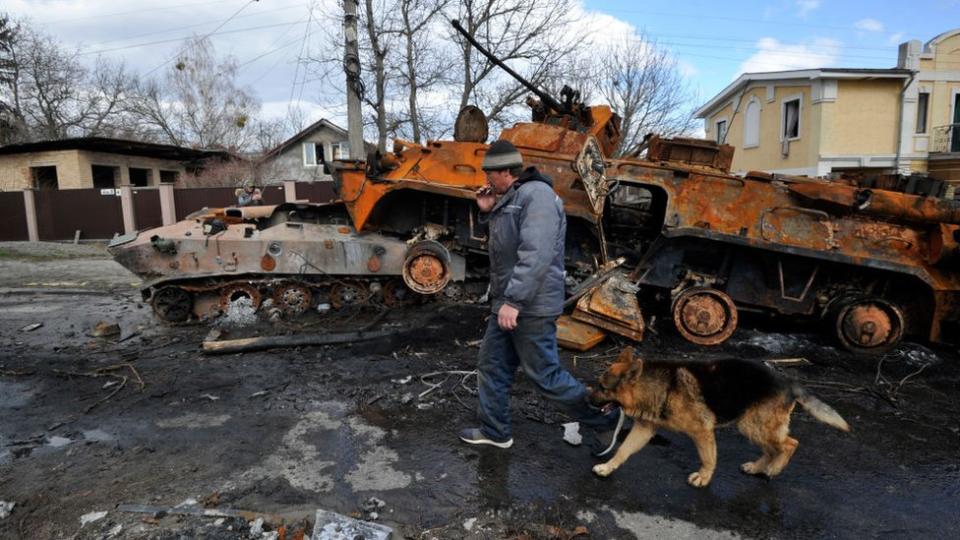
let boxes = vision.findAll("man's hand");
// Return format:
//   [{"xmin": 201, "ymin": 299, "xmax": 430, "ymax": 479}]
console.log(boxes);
[
  {"xmin": 497, "ymin": 303, "xmax": 519, "ymax": 331},
  {"xmin": 476, "ymin": 186, "xmax": 495, "ymax": 213}
]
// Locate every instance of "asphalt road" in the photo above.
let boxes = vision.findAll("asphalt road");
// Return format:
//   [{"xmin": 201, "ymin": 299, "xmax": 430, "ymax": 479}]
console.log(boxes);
[{"xmin": 0, "ymin": 245, "xmax": 958, "ymax": 539}]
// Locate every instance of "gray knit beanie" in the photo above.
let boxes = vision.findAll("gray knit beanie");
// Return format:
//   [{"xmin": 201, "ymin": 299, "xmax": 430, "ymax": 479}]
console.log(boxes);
[{"xmin": 481, "ymin": 140, "xmax": 523, "ymax": 171}]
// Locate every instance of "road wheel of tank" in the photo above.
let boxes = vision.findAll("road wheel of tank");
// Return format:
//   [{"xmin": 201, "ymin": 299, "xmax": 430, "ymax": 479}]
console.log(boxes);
[
  {"xmin": 441, "ymin": 282, "xmax": 464, "ymax": 303},
  {"xmin": 273, "ymin": 283, "xmax": 313, "ymax": 315},
  {"xmin": 330, "ymin": 281, "xmax": 370, "ymax": 309},
  {"xmin": 834, "ymin": 298, "xmax": 904, "ymax": 354},
  {"xmin": 382, "ymin": 280, "xmax": 412, "ymax": 307},
  {"xmin": 671, "ymin": 287, "xmax": 739, "ymax": 346},
  {"xmin": 152, "ymin": 286, "xmax": 193, "ymax": 323},
  {"xmin": 218, "ymin": 283, "xmax": 262, "ymax": 312}
]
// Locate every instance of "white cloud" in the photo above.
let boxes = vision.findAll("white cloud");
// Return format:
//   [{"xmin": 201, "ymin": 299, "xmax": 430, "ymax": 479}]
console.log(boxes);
[
  {"xmin": 854, "ymin": 18, "xmax": 884, "ymax": 32},
  {"xmin": 796, "ymin": 0, "xmax": 821, "ymax": 17},
  {"xmin": 888, "ymin": 32, "xmax": 905, "ymax": 45},
  {"xmin": 738, "ymin": 37, "xmax": 842, "ymax": 76},
  {"xmin": 572, "ymin": 8, "xmax": 638, "ymax": 48}
]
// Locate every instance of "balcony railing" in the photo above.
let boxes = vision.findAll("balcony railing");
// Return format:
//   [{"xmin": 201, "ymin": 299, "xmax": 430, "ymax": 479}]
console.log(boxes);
[{"xmin": 931, "ymin": 123, "xmax": 960, "ymax": 153}]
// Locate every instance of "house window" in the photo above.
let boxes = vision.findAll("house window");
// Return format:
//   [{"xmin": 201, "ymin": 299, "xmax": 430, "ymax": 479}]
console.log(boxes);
[
  {"xmin": 159, "ymin": 170, "xmax": 179, "ymax": 184},
  {"xmin": 303, "ymin": 142, "xmax": 318, "ymax": 167},
  {"xmin": 129, "ymin": 167, "xmax": 152, "ymax": 187},
  {"xmin": 743, "ymin": 99, "xmax": 761, "ymax": 148},
  {"xmin": 916, "ymin": 92, "xmax": 929, "ymax": 134},
  {"xmin": 332, "ymin": 141, "xmax": 350, "ymax": 160},
  {"xmin": 31, "ymin": 166, "xmax": 58, "ymax": 190},
  {"xmin": 715, "ymin": 120, "xmax": 727, "ymax": 144},
  {"xmin": 91, "ymin": 165, "xmax": 119, "ymax": 189},
  {"xmin": 782, "ymin": 97, "xmax": 801, "ymax": 140}
]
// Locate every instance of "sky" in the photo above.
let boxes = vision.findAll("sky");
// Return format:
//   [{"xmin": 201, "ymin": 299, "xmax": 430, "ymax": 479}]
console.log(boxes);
[{"xmin": 4, "ymin": 0, "xmax": 960, "ymax": 130}]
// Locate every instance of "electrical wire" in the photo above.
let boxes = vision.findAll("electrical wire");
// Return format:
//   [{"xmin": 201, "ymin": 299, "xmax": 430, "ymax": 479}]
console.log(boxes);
[{"xmin": 143, "ymin": 0, "xmax": 259, "ymax": 76}]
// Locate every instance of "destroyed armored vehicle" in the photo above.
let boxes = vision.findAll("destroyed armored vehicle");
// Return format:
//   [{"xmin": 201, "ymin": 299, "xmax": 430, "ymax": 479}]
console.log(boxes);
[{"xmin": 110, "ymin": 20, "xmax": 960, "ymax": 354}]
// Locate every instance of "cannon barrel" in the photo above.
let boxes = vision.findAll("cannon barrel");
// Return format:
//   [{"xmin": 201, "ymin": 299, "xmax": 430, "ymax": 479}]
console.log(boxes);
[{"xmin": 451, "ymin": 19, "xmax": 567, "ymax": 115}]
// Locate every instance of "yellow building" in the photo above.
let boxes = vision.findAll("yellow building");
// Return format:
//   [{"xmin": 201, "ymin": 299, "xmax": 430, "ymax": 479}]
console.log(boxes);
[
  {"xmin": 694, "ymin": 29, "xmax": 960, "ymax": 182},
  {"xmin": 0, "ymin": 137, "xmax": 231, "ymax": 190}
]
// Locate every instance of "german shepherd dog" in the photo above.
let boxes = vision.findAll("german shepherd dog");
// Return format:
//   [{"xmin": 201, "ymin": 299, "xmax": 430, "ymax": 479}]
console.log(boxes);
[{"xmin": 589, "ymin": 347, "xmax": 850, "ymax": 487}]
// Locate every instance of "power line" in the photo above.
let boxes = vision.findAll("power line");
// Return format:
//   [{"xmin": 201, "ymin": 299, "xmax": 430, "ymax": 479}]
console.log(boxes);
[
  {"xmin": 143, "ymin": 0, "xmax": 259, "ymax": 76},
  {"xmin": 79, "ymin": 2, "xmax": 306, "ymax": 50},
  {"xmin": 78, "ymin": 20, "xmax": 302, "ymax": 56},
  {"xmin": 36, "ymin": 0, "xmax": 237, "ymax": 25}
]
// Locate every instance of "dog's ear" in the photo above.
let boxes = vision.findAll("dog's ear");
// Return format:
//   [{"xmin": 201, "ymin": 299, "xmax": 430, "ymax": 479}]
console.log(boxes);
[
  {"xmin": 626, "ymin": 357, "xmax": 645, "ymax": 381},
  {"xmin": 614, "ymin": 346, "xmax": 635, "ymax": 365}
]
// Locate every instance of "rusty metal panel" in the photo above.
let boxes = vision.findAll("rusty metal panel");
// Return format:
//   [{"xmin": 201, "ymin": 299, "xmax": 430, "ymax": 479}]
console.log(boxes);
[
  {"xmin": 557, "ymin": 315, "xmax": 606, "ymax": 351},
  {"xmin": 0, "ymin": 192, "xmax": 28, "ymax": 241},
  {"xmin": 35, "ymin": 188, "xmax": 124, "ymax": 240},
  {"xmin": 133, "ymin": 188, "xmax": 163, "ymax": 230},
  {"xmin": 571, "ymin": 273, "xmax": 644, "ymax": 341}
]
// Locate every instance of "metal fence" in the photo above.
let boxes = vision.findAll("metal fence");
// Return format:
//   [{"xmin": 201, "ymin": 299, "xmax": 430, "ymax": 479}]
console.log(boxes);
[
  {"xmin": 4, "ymin": 181, "xmax": 339, "ymax": 242},
  {"xmin": 35, "ymin": 188, "xmax": 124, "ymax": 240},
  {"xmin": 0, "ymin": 192, "xmax": 28, "ymax": 241}
]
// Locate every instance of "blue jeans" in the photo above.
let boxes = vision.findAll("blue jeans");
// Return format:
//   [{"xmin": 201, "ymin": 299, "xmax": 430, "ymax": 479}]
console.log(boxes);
[{"xmin": 476, "ymin": 315, "xmax": 612, "ymax": 441}]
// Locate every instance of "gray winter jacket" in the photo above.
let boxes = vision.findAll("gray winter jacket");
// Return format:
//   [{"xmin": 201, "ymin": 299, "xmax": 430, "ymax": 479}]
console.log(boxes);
[{"xmin": 484, "ymin": 167, "xmax": 566, "ymax": 317}]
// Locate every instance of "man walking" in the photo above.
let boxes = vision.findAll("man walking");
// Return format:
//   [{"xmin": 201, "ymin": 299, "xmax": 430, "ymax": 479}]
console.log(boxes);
[{"xmin": 458, "ymin": 139, "xmax": 627, "ymax": 457}]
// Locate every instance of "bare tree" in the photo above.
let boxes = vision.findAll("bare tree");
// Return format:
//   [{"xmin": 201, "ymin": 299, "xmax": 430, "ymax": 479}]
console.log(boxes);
[
  {"xmin": 448, "ymin": 0, "xmax": 584, "ymax": 131},
  {"xmin": 0, "ymin": 20, "xmax": 133, "ymax": 143},
  {"xmin": 394, "ymin": 0, "xmax": 449, "ymax": 143},
  {"xmin": 592, "ymin": 38, "xmax": 697, "ymax": 157},
  {"xmin": 0, "ymin": 14, "xmax": 26, "ymax": 143},
  {"xmin": 359, "ymin": 0, "xmax": 396, "ymax": 151},
  {"xmin": 128, "ymin": 37, "xmax": 259, "ymax": 150}
]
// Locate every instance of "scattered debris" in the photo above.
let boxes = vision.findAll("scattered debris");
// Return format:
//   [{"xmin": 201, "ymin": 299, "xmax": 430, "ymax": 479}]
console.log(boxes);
[
  {"xmin": 205, "ymin": 328, "xmax": 224, "ymax": 342},
  {"xmin": 562, "ymin": 422, "xmax": 583, "ymax": 445},
  {"xmin": 200, "ymin": 393, "xmax": 220, "ymax": 401},
  {"xmin": 201, "ymin": 491, "xmax": 221, "ymax": 508},
  {"xmin": 0, "ymin": 501, "xmax": 14, "ymax": 519},
  {"xmin": 311, "ymin": 508, "xmax": 392, "ymax": 540},
  {"xmin": 53, "ymin": 363, "xmax": 145, "ymax": 413},
  {"xmin": 249, "ymin": 517, "xmax": 265, "ymax": 536},
  {"xmin": 391, "ymin": 376, "xmax": 412, "ymax": 385},
  {"xmin": 418, "ymin": 370, "xmax": 477, "ymax": 400},
  {"xmin": 117, "ymin": 503, "xmax": 285, "ymax": 523},
  {"xmin": 201, "ymin": 328, "xmax": 404, "ymax": 355},
  {"xmin": 250, "ymin": 390, "xmax": 269, "ymax": 399},
  {"xmin": 525, "ymin": 523, "xmax": 589, "ymax": 539},
  {"xmin": 217, "ymin": 296, "xmax": 259, "ymax": 328},
  {"xmin": 91, "ymin": 321, "xmax": 121, "ymax": 337},
  {"xmin": 361, "ymin": 496, "xmax": 386, "ymax": 520},
  {"xmin": 19, "ymin": 323, "xmax": 43, "ymax": 332},
  {"xmin": 117, "ymin": 329, "xmax": 142, "ymax": 343},
  {"xmin": 764, "ymin": 357, "xmax": 812, "ymax": 367},
  {"xmin": 47, "ymin": 435, "xmax": 72, "ymax": 447},
  {"xmin": 557, "ymin": 315, "xmax": 606, "ymax": 351},
  {"xmin": 80, "ymin": 510, "xmax": 108, "ymax": 527}
]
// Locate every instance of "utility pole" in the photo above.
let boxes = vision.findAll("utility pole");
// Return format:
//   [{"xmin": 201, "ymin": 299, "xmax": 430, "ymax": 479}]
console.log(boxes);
[{"xmin": 343, "ymin": 0, "xmax": 365, "ymax": 160}]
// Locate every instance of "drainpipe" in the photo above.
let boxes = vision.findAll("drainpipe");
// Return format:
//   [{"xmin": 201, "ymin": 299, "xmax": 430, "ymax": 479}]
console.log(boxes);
[{"xmin": 894, "ymin": 71, "xmax": 917, "ymax": 174}]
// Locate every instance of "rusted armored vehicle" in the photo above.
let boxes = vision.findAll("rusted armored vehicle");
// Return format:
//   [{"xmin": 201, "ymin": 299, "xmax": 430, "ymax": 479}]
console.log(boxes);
[{"xmin": 111, "ymin": 20, "xmax": 960, "ymax": 353}]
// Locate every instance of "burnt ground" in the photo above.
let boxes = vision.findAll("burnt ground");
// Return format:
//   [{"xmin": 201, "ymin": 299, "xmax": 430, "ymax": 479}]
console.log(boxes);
[{"xmin": 0, "ymin": 242, "xmax": 959, "ymax": 539}]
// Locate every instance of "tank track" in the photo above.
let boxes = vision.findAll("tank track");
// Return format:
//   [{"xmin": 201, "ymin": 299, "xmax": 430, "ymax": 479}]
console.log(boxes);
[{"xmin": 146, "ymin": 275, "xmax": 489, "ymax": 323}]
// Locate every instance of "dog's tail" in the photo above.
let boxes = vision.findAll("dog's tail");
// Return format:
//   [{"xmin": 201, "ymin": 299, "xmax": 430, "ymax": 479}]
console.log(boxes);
[{"xmin": 791, "ymin": 385, "xmax": 850, "ymax": 432}]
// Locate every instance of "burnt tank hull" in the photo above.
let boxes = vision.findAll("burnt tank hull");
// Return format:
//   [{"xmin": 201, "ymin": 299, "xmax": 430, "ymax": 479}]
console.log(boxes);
[{"xmin": 109, "ymin": 202, "xmax": 471, "ymax": 322}]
